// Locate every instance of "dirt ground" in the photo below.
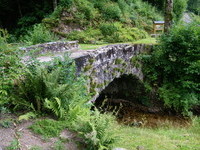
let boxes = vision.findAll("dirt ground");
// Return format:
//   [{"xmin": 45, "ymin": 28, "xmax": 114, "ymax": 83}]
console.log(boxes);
[
  {"xmin": 0, "ymin": 114, "xmax": 82, "ymax": 150},
  {"xmin": 1, "ymin": 99, "xmax": 192, "ymax": 150}
]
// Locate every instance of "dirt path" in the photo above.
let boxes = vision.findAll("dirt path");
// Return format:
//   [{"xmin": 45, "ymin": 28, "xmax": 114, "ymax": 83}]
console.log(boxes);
[{"xmin": 0, "ymin": 117, "xmax": 81, "ymax": 150}]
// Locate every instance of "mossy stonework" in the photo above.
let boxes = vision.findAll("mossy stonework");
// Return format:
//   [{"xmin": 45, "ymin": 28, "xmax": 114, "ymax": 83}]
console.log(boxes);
[
  {"xmin": 73, "ymin": 44, "xmax": 152, "ymax": 100},
  {"xmin": 24, "ymin": 42, "xmax": 152, "ymax": 100}
]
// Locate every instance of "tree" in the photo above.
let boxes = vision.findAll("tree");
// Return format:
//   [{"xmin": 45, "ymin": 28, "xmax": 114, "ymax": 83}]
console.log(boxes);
[
  {"xmin": 164, "ymin": 0, "xmax": 173, "ymax": 32},
  {"xmin": 53, "ymin": 0, "xmax": 58, "ymax": 10}
]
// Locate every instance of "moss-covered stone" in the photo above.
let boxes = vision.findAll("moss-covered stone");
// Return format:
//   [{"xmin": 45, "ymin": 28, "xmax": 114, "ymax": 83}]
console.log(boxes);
[
  {"xmin": 84, "ymin": 64, "xmax": 92, "ymax": 72},
  {"xmin": 88, "ymin": 58, "xmax": 95, "ymax": 64},
  {"xmin": 115, "ymin": 58, "xmax": 124, "ymax": 65}
]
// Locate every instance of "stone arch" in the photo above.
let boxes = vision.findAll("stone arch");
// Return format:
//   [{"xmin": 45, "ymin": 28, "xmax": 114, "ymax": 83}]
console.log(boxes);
[
  {"xmin": 94, "ymin": 74, "xmax": 150, "ymax": 106},
  {"xmin": 73, "ymin": 43, "xmax": 152, "ymax": 100}
]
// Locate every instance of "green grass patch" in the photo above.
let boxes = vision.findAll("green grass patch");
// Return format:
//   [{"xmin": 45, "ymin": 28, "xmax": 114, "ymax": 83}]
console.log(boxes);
[
  {"xmin": 115, "ymin": 117, "xmax": 200, "ymax": 150},
  {"xmin": 29, "ymin": 119, "xmax": 67, "ymax": 138},
  {"xmin": 132, "ymin": 38, "xmax": 157, "ymax": 44},
  {"xmin": 80, "ymin": 38, "xmax": 156, "ymax": 50},
  {"xmin": 79, "ymin": 43, "xmax": 108, "ymax": 50},
  {"xmin": 28, "ymin": 116, "xmax": 200, "ymax": 150}
]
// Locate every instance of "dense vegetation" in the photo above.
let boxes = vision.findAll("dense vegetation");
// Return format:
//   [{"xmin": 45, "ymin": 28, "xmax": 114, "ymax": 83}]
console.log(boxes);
[
  {"xmin": 188, "ymin": 0, "xmax": 200, "ymax": 15},
  {"xmin": 0, "ymin": 0, "xmax": 191, "ymax": 44},
  {"xmin": 142, "ymin": 22, "xmax": 200, "ymax": 115}
]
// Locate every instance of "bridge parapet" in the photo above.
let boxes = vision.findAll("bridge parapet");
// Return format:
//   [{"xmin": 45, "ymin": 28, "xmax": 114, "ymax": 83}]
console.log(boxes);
[{"xmin": 20, "ymin": 41, "xmax": 79, "ymax": 55}]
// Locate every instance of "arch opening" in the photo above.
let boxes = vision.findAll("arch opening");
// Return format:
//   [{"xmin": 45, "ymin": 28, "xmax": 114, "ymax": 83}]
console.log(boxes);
[
  {"xmin": 95, "ymin": 74, "xmax": 150, "ymax": 107},
  {"xmin": 94, "ymin": 74, "xmax": 189, "ymax": 127}
]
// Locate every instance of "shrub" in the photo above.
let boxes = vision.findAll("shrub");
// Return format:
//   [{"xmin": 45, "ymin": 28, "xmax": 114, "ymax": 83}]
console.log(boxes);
[
  {"xmin": 75, "ymin": 0, "xmax": 97, "ymax": 21},
  {"xmin": 67, "ymin": 28, "xmax": 103, "ymax": 43},
  {"xmin": 22, "ymin": 24, "xmax": 58, "ymax": 45},
  {"xmin": 0, "ymin": 29, "xmax": 24, "ymax": 109},
  {"xmin": 59, "ymin": 0, "xmax": 74, "ymax": 8},
  {"xmin": 69, "ymin": 109, "xmax": 119, "ymax": 150},
  {"xmin": 173, "ymin": 0, "xmax": 188, "ymax": 22},
  {"xmin": 188, "ymin": 0, "xmax": 200, "ymax": 15},
  {"xmin": 100, "ymin": 22, "xmax": 148, "ymax": 43},
  {"xmin": 100, "ymin": 23, "xmax": 118, "ymax": 36},
  {"xmin": 142, "ymin": 23, "xmax": 200, "ymax": 115},
  {"xmin": 102, "ymin": 3, "xmax": 122, "ymax": 20},
  {"xmin": 117, "ymin": 0, "xmax": 130, "ymax": 17},
  {"xmin": 12, "ymin": 54, "xmax": 89, "ymax": 118}
]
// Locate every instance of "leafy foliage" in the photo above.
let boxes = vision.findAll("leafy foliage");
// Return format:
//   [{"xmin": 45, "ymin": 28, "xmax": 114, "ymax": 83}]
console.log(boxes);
[
  {"xmin": 70, "ymin": 110, "xmax": 119, "ymax": 150},
  {"xmin": 173, "ymin": 0, "xmax": 188, "ymax": 22},
  {"xmin": 12, "ymin": 54, "xmax": 89, "ymax": 118},
  {"xmin": 46, "ymin": 0, "xmax": 162, "ymax": 43},
  {"xmin": 0, "ymin": 0, "xmax": 54, "ymax": 36},
  {"xmin": 67, "ymin": 28, "xmax": 103, "ymax": 43},
  {"xmin": 68, "ymin": 22, "xmax": 149, "ymax": 43},
  {"xmin": 0, "ymin": 29, "xmax": 24, "ymax": 109},
  {"xmin": 101, "ymin": 3, "xmax": 122, "ymax": 21},
  {"xmin": 187, "ymin": 0, "xmax": 200, "ymax": 15},
  {"xmin": 22, "ymin": 24, "xmax": 58, "ymax": 45},
  {"xmin": 30, "ymin": 119, "xmax": 67, "ymax": 138},
  {"xmin": 18, "ymin": 112, "xmax": 37, "ymax": 121},
  {"xmin": 142, "ymin": 23, "xmax": 200, "ymax": 115}
]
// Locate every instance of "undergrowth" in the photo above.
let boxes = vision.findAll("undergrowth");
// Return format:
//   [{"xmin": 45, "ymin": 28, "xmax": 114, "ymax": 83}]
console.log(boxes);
[
  {"xmin": 141, "ymin": 22, "xmax": 200, "ymax": 116},
  {"xmin": 30, "ymin": 119, "xmax": 67, "ymax": 138},
  {"xmin": 43, "ymin": 0, "xmax": 163, "ymax": 43},
  {"xmin": 22, "ymin": 24, "xmax": 58, "ymax": 45}
]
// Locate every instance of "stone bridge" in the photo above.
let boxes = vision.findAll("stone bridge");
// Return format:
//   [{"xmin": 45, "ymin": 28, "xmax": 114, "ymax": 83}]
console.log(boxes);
[{"xmin": 22, "ymin": 41, "xmax": 152, "ymax": 100}]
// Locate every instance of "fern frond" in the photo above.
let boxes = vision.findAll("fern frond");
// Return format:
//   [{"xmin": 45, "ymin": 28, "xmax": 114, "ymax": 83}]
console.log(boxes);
[
  {"xmin": 44, "ymin": 98, "xmax": 65, "ymax": 118},
  {"xmin": 18, "ymin": 112, "xmax": 37, "ymax": 121}
]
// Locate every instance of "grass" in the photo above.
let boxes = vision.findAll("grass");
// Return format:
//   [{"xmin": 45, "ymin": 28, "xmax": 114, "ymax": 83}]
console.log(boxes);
[
  {"xmin": 29, "ymin": 116, "xmax": 200, "ymax": 150},
  {"xmin": 79, "ymin": 43, "xmax": 109, "ymax": 50},
  {"xmin": 79, "ymin": 38, "xmax": 157, "ymax": 50},
  {"xmin": 115, "ymin": 117, "xmax": 200, "ymax": 150},
  {"xmin": 29, "ymin": 119, "xmax": 67, "ymax": 138},
  {"xmin": 132, "ymin": 38, "xmax": 157, "ymax": 44}
]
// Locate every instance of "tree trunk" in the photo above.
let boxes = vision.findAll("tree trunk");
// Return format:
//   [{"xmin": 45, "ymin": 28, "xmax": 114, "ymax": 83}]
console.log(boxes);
[
  {"xmin": 17, "ymin": 0, "xmax": 22, "ymax": 18},
  {"xmin": 164, "ymin": 0, "xmax": 173, "ymax": 33},
  {"xmin": 53, "ymin": 0, "xmax": 58, "ymax": 10}
]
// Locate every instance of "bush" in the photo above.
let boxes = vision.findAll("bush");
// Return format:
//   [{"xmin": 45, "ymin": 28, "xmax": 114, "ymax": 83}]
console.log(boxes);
[
  {"xmin": 0, "ymin": 29, "xmax": 24, "ymax": 109},
  {"xmin": 100, "ymin": 22, "xmax": 148, "ymax": 43},
  {"xmin": 69, "ymin": 108, "xmax": 119, "ymax": 150},
  {"xmin": 142, "ymin": 23, "xmax": 200, "ymax": 115},
  {"xmin": 102, "ymin": 3, "xmax": 122, "ymax": 20},
  {"xmin": 173, "ymin": 0, "xmax": 188, "ymax": 22},
  {"xmin": 22, "ymin": 24, "xmax": 58, "ymax": 45},
  {"xmin": 188, "ymin": 0, "xmax": 200, "ymax": 15},
  {"xmin": 67, "ymin": 28, "xmax": 103, "ymax": 43},
  {"xmin": 12, "ymin": 54, "xmax": 89, "ymax": 118},
  {"xmin": 75, "ymin": 0, "xmax": 97, "ymax": 21},
  {"xmin": 30, "ymin": 119, "xmax": 67, "ymax": 138},
  {"xmin": 100, "ymin": 23, "xmax": 118, "ymax": 36},
  {"xmin": 59, "ymin": 0, "xmax": 74, "ymax": 8}
]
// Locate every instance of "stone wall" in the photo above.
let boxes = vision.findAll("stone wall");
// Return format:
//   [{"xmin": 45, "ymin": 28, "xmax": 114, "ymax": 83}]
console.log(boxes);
[{"xmin": 20, "ymin": 41, "xmax": 79, "ymax": 55}]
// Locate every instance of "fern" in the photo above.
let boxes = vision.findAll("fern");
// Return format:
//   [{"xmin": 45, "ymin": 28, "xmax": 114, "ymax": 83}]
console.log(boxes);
[
  {"xmin": 45, "ymin": 98, "xmax": 65, "ymax": 119},
  {"xmin": 18, "ymin": 112, "xmax": 37, "ymax": 121},
  {"xmin": 12, "ymin": 54, "xmax": 90, "ymax": 118}
]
